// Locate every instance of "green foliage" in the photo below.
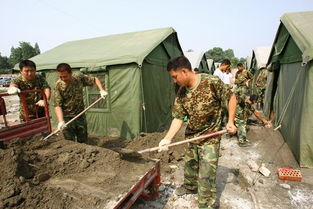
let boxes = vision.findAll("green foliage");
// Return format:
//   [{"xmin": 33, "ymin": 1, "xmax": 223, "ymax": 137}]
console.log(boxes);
[
  {"xmin": 205, "ymin": 47, "xmax": 224, "ymax": 63},
  {"xmin": 8, "ymin": 42, "xmax": 41, "ymax": 67},
  {"xmin": 0, "ymin": 53, "xmax": 12, "ymax": 69},
  {"xmin": 205, "ymin": 47, "xmax": 246, "ymax": 68}
]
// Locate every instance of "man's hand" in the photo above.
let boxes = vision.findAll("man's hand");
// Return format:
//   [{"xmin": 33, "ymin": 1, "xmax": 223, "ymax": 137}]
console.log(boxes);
[
  {"xmin": 226, "ymin": 122, "xmax": 237, "ymax": 134},
  {"xmin": 57, "ymin": 121, "xmax": 66, "ymax": 131},
  {"xmin": 100, "ymin": 90, "xmax": 108, "ymax": 98},
  {"xmin": 7, "ymin": 86, "xmax": 20, "ymax": 94},
  {"xmin": 158, "ymin": 139, "xmax": 171, "ymax": 152},
  {"xmin": 36, "ymin": 100, "xmax": 45, "ymax": 107},
  {"xmin": 264, "ymin": 121, "xmax": 272, "ymax": 128}
]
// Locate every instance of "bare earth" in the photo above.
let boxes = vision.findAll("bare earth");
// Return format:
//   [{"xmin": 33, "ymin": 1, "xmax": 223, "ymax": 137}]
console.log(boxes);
[{"xmin": 1, "ymin": 91, "xmax": 313, "ymax": 209}]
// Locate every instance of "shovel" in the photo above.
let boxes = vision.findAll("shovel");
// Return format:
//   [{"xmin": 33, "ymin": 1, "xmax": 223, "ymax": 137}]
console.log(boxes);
[
  {"xmin": 42, "ymin": 96, "xmax": 106, "ymax": 141},
  {"xmin": 117, "ymin": 129, "xmax": 227, "ymax": 158}
]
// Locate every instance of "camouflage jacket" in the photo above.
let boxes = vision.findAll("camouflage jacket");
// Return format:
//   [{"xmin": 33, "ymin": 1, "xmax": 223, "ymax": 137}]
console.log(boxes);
[
  {"xmin": 12, "ymin": 74, "xmax": 50, "ymax": 119},
  {"xmin": 235, "ymin": 69, "xmax": 252, "ymax": 86},
  {"xmin": 173, "ymin": 74, "xmax": 232, "ymax": 142},
  {"xmin": 54, "ymin": 73, "xmax": 95, "ymax": 117},
  {"xmin": 256, "ymin": 69, "xmax": 268, "ymax": 87}
]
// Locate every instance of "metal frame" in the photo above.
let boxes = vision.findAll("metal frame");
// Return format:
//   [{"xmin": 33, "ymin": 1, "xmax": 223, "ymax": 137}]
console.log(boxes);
[
  {"xmin": 114, "ymin": 160, "xmax": 161, "ymax": 209},
  {"xmin": 0, "ymin": 89, "xmax": 51, "ymax": 141}
]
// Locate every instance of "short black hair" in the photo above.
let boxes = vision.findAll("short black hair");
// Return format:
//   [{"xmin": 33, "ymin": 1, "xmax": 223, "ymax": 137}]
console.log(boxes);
[
  {"xmin": 56, "ymin": 63, "xmax": 72, "ymax": 73},
  {"xmin": 221, "ymin": 59, "xmax": 231, "ymax": 66},
  {"xmin": 167, "ymin": 56, "xmax": 192, "ymax": 72},
  {"xmin": 237, "ymin": 63, "xmax": 244, "ymax": 67},
  {"xmin": 249, "ymin": 94, "xmax": 258, "ymax": 102},
  {"xmin": 19, "ymin": 60, "xmax": 36, "ymax": 70}
]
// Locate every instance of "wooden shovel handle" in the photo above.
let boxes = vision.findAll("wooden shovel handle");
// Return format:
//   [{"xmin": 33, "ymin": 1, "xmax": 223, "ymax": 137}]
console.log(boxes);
[
  {"xmin": 138, "ymin": 129, "xmax": 227, "ymax": 154},
  {"xmin": 43, "ymin": 96, "xmax": 106, "ymax": 140}
]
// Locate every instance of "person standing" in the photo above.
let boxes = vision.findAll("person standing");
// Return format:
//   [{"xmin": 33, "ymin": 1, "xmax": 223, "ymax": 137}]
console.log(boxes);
[
  {"xmin": 255, "ymin": 67, "xmax": 268, "ymax": 109},
  {"xmin": 158, "ymin": 56, "xmax": 237, "ymax": 209},
  {"xmin": 54, "ymin": 63, "xmax": 107, "ymax": 143},
  {"xmin": 7, "ymin": 60, "xmax": 51, "ymax": 120},
  {"xmin": 213, "ymin": 59, "xmax": 231, "ymax": 84},
  {"xmin": 235, "ymin": 94, "xmax": 271, "ymax": 147},
  {"xmin": 234, "ymin": 63, "xmax": 252, "ymax": 98}
]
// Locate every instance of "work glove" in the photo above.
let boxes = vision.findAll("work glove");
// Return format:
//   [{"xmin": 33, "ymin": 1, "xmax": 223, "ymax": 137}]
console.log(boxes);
[
  {"xmin": 158, "ymin": 139, "xmax": 171, "ymax": 152},
  {"xmin": 36, "ymin": 100, "xmax": 45, "ymax": 107},
  {"xmin": 100, "ymin": 90, "xmax": 108, "ymax": 98},
  {"xmin": 57, "ymin": 121, "xmax": 66, "ymax": 131},
  {"xmin": 7, "ymin": 86, "xmax": 21, "ymax": 94}
]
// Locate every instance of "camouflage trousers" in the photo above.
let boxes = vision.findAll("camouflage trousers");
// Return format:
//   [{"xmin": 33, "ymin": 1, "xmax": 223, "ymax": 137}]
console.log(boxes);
[
  {"xmin": 235, "ymin": 117, "xmax": 247, "ymax": 143},
  {"xmin": 256, "ymin": 87, "xmax": 266, "ymax": 104},
  {"xmin": 184, "ymin": 141, "xmax": 220, "ymax": 209},
  {"xmin": 62, "ymin": 115, "xmax": 88, "ymax": 143}
]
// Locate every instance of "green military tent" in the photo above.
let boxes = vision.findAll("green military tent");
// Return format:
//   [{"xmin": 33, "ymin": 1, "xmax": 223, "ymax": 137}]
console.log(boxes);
[
  {"xmin": 264, "ymin": 11, "xmax": 313, "ymax": 167},
  {"xmin": 184, "ymin": 51, "xmax": 210, "ymax": 74},
  {"xmin": 206, "ymin": 59, "xmax": 216, "ymax": 75},
  {"xmin": 249, "ymin": 46, "xmax": 271, "ymax": 95},
  {"xmin": 17, "ymin": 27, "xmax": 183, "ymax": 139},
  {"xmin": 246, "ymin": 56, "xmax": 252, "ymax": 70},
  {"xmin": 249, "ymin": 46, "xmax": 271, "ymax": 73}
]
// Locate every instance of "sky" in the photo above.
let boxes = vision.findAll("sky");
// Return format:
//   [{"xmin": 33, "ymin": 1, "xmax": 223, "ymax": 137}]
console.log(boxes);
[{"xmin": 1, "ymin": 0, "xmax": 313, "ymax": 58}]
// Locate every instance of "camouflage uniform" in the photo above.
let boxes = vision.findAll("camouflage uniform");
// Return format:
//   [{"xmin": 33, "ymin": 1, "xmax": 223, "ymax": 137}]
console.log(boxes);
[
  {"xmin": 235, "ymin": 69, "xmax": 252, "ymax": 98},
  {"xmin": 234, "ymin": 93, "xmax": 255, "ymax": 143},
  {"xmin": 173, "ymin": 73, "xmax": 231, "ymax": 209},
  {"xmin": 54, "ymin": 73, "xmax": 96, "ymax": 143},
  {"xmin": 255, "ymin": 69, "xmax": 268, "ymax": 104},
  {"xmin": 11, "ymin": 74, "xmax": 50, "ymax": 120}
]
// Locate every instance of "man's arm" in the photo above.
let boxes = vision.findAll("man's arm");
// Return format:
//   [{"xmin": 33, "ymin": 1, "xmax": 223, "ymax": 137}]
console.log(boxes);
[
  {"xmin": 94, "ymin": 77, "xmax": 104, "ymax": 91},
  {"xmin": 226, "ymin": 94, "xmax": 237, "ymax": 134},
  {"xmin": 163, "ymin": 118, "xmax": 184, "ymax": 141},
  {"xmin": 253, "ymin": 111, "xmax": 268, "ymax": 125},
  {"xmin": 54, "ymin": 106, "xmax": 64, "ymax": 123},
  {"xmin": 44, "ymin": 88, "xmax": 51, "ymax": 100}
]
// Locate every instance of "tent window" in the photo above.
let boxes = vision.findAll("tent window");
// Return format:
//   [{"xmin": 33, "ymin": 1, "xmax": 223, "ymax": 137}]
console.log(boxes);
[{"xmin": 86, "ymin": 72, "xmax": 110, "ymax": 112}]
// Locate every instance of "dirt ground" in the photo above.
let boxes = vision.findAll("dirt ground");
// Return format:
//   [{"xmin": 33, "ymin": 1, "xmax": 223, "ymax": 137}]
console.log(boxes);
[
  {"xmin": 0, "ymin": 135, "xmax": 156, "ymax": 209},
  {"xmin": 128, "ymin": 122, "xmax": 313, "ymax": 209},
  {"xmin": 1, "ymin": 89, "xmax": 313, "ymax": 209}
]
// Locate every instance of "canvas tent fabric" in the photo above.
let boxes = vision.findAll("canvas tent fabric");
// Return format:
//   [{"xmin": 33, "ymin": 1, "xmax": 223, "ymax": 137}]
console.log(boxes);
[
  {"xmin": 249, "ymin": 46, "xmax": 271, "ymax": 72},
  {"xmin": 249, "ymin": 46, "xmax": 271, "ymax": 94},
  {"xmin": 206, "ymin": 59, "xmax": 215, "ymax": 74},
  {"xmin": 184, "ymin": 51, "xmax": 210, "ymax": 74},
  {"xmin": 246, "ymin": 56, "xmax": 252, "ymax": 70},
  {"xmin": 15, "ymin": 27, "xmax": 183, "ymax": 140},
  {"xmin": 264, "ymin": 11, "xmax": 313, "ymax": 167}
]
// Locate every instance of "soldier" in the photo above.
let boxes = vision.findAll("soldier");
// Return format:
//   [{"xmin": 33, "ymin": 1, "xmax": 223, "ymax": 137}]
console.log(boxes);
[
  {"xmin": 235, "ymin": 94, "xmax": 271, "ymax": 147},
  {"xmin": 54, "ymin": 63, "xmax": 107, "ymax": 143},
  {"xmin": 255, "ymin": 67, "xmax": 268, "ymax": 109},
  {"xmin": 158, "ymin": 56, "xmax": 237, "ymax": 209},
  {"xmin": 7, "ymin": 60, "xmax": 51, "ymax": 120},
  {"xmin": 234, "ymin": 63, "xmax": 253, "ymax": 97}
]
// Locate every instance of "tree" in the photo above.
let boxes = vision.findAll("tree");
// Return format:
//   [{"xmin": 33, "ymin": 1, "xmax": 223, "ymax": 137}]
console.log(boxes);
[
  {"xmin": 34, "ymin": 42, "xmax": 41, "ymax": 54},
  {"xmin": 205, "ymin": 47, "xmax": 247, "ymax": 68},
  {"xmin": 205, "ymin": 47, "xmax": 224, "ymax": 63},
  {"xmin": 8, "ymin": 42, "xmax": 41, "ymax": 66},
  {"xmin": 0, "ymin": 53, "xmax": 12, "ymax": 69}
]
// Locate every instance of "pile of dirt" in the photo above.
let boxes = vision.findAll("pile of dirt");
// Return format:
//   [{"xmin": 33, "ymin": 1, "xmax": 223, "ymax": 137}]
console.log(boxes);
[
  {"xmin": 0, "ymin": 136, "xmax": 155, "ymax": 209},
  {"xmin": 91, "ymin": 128, "xmax": 188, "ymax": 175}
]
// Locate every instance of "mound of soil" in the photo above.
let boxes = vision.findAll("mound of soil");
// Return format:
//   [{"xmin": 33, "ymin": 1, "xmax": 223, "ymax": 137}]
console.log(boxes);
[
  {"xmin": 90, "ymin": 128, "xmax": 188, "ymax": 175},
  {"xmin": 0, "ymin": 136, "xmax": 155, "ymax": 209}
]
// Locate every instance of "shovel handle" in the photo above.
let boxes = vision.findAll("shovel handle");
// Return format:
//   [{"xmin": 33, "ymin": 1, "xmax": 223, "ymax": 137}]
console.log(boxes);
[
  {"xmin": 138, "ymin": 129, "xmax": 227, "ymax": 154},
  {"xmin": 42, "ymin": 96, "xmax": 106, "ymax": 140}
]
